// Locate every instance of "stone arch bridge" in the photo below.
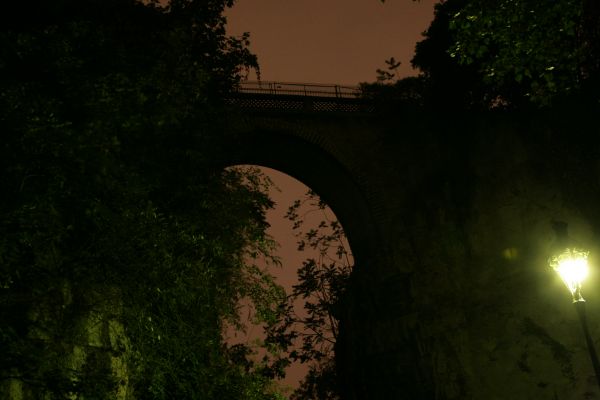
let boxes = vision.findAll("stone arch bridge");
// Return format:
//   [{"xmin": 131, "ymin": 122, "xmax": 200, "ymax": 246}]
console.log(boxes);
[{"xmin": 224, "ymin": 82, "xmax": 600, "ymax": 400}]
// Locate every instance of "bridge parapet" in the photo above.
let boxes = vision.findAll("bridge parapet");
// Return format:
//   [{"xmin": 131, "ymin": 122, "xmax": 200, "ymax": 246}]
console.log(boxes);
[
  {"xmin": 236, "ymin": 80, "xmax": 361, "ymax": 98},
  {"xmin": 229, "ymin": 81, "xmax": 374, "ymax": 114}
]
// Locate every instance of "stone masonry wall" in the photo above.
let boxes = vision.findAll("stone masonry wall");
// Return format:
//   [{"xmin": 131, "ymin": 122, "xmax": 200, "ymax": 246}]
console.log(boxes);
[{"xmin": 339, "ymin": 109, "xmax": 600, "ymax": 399}]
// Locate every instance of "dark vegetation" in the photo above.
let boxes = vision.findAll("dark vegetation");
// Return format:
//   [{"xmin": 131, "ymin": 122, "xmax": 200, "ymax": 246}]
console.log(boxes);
[
  {"xmin": 369, "ymin": 0, "xmax": 600, "ymax": 110},
  {"xmin": 266, "ymin": 191, "xmax": 352, "ymax": 400},
  {"xmin": 0, "ymin": 1, "xmax": 287, "ymax": 398}
]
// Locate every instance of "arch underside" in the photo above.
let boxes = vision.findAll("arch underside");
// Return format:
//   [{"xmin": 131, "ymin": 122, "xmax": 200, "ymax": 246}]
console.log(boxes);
[{"xmin": 225, "ymin": 128, "xmax": 380, "ymax": 271}]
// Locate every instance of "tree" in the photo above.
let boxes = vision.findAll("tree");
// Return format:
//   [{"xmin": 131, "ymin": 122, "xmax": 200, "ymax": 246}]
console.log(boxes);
[
  {"xmin": 375, "ymin": 57, "xmax": 402, "ymax": 83},
  {"xmin": 380, "ymin": 0, "xmax": 599, "ymax": 107},
  {"xmin": 410, "ymin": 0, "xmax": 488, "ymax": 108},
  {"xmin": 365, "ymin": 0, "xmax": 488, "ymax": 109},
  {"xmin": 437, "ymin": 0, "xmax": 600, "ymax": 106},
  {"xmin": 447, "ymin": 0, "xmax": 591, "ymax": 106},
  {"xmin": 0, "ymin": 1, "xmax": 285, "ymax": 398},
  {"xmin": 265, "ymin": 190, "xmax": 352, "ymax": 400}
]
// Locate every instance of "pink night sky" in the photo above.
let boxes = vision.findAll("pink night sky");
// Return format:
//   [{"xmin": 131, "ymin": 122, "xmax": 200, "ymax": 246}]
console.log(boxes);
[
  {"xmin": 226, "ymin": 0, "xmax": 438, "ymax": 85},
  {"xmin": 224, "ymin": 0, "xmax": 437, "ymax": 391}
]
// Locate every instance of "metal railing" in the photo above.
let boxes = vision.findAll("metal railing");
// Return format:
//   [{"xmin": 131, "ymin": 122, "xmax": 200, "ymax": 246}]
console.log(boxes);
[{"xmin": 235, "ymin": 81, "xmax": 361, "ymax": 99}]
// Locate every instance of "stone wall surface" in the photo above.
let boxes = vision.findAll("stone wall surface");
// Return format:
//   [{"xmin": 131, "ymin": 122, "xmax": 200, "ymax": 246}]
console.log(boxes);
[
  {"xmin": 349, "ymin": 111, "xmax": 600, "ymax": 400},
  {"xmin": 233, "ymin": 108, "xmax": 600, "ymax": 399}
]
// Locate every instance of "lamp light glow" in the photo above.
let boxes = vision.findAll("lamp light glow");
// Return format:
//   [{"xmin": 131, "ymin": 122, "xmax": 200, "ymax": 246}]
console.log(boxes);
[
  {"xmin": 547, "ymin": 221, "xmax": 600, "ymax": 391},
  {"xmin": 549, "ymin": 248, "xmax": 589, "ymax": 302}
]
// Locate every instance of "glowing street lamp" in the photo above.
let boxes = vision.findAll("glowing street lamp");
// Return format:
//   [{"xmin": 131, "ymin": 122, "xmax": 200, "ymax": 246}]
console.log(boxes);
[
  {"xmin": 549, "ymin": 221, "xmax": 600, "ymax": 391},
  {"xmin": 549, "ymin": 247, "xmax": 589, "ymax": 303}
]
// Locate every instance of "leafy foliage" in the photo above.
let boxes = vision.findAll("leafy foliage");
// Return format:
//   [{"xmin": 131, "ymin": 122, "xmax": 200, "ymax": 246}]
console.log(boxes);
[
  {"xmin": 375, "ymin": 57, "xmax": 402, "ymax": 83},
  {"xmin": 265, "ymin": 191, "xmax": 352, "ymax": 400},
  {"xmin": 377, "ymin": 0, "xmax": 599, "ymax": 108},
  {"xmin": 410, "ymin": 0, "xmax": 486, "ymax": 108},
  {"xmin": 448, "ymin": 0, "xmax": 586, "ymax": 105},
  {"xmin": 0, "ymin": 1, "xmax": 286, "ymax": 399}
]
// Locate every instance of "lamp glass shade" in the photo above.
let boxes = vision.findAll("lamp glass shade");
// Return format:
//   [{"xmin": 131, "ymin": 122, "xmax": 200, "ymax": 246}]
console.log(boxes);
[{"xmin": 549, "ymin": 248, "xmax": 589, "ymax": 301}]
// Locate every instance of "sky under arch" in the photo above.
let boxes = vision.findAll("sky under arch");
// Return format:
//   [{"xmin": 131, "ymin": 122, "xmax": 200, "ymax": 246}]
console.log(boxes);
[{"xmin": 225, "ymin": 165, "xmax": 353, "ymax": 392}]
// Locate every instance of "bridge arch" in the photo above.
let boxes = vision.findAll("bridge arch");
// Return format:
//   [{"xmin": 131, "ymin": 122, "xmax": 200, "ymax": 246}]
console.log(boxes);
[
  {"xmin": 217, "ymin": 111, "xmax": 436, "ymax": 399},
  {"xmin": 223, "ymin": 124, "xmax": 384, "ymax": 273}
]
